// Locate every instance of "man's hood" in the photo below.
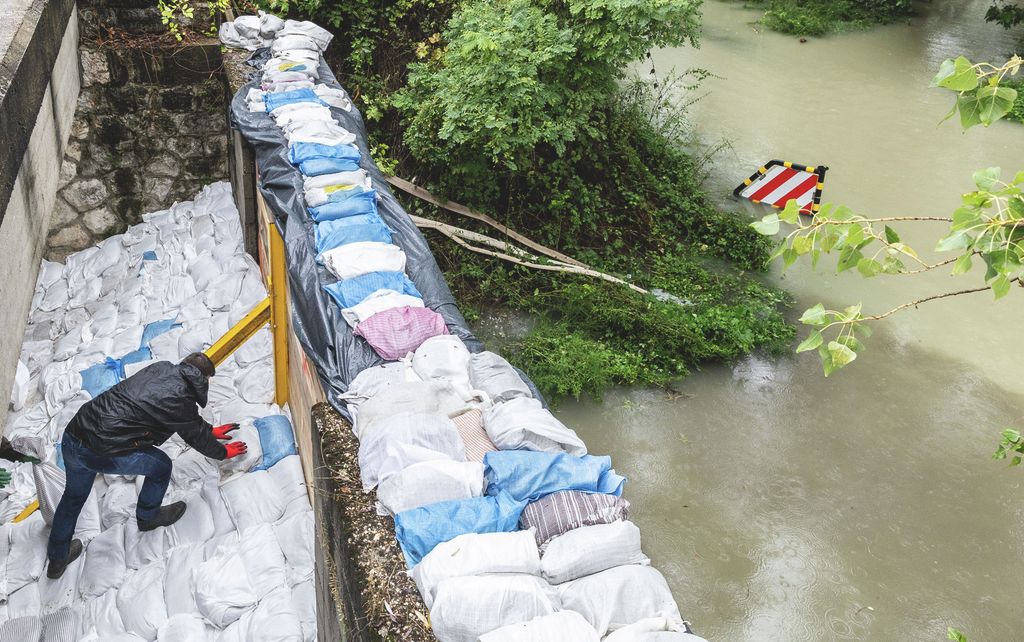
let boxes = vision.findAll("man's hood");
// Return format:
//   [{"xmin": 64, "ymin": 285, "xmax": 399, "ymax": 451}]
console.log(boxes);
[{"xmin": 178, "ymin": 363, "xmax": 210, "ymax": 408}]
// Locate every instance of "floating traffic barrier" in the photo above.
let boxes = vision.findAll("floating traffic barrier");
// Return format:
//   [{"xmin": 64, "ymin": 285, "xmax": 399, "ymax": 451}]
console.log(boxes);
[{"xmin": 734, "ymin": 160, "xmax": 828, "ymax": 215}]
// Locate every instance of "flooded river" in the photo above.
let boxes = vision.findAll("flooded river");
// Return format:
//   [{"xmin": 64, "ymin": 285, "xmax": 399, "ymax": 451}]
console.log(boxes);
[{"xmin": 554, "ymin": 2, "xmax": 1024, "ymax": 640}]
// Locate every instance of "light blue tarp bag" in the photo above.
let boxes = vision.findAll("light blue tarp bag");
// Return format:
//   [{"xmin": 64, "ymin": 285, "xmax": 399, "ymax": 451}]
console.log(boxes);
[
  {"xmin": 314, "ymin": 222, "xmax": 392, "ymax": 258},
  {"xmin": 252, "ymin": 415, "xmax": 297, "ymax": 471},
  {"xmin": 80, "ymin": 357, "xmax": 124, "ymax": 398},
  {"xmin": 322, "ymin": 271, "xmax": 421, "ymax": 309},
  {"xmin": 483, "ymin": 451, "xmax": 626, "ymax": 503},
  {"xmin": 140, "ymin": 318, "xmax": 180, "ymax": 349},
  {"xmin": 308, "ymin": 189, "xmax": 377, "ymax": 222},
  {"xmin": 264, "ymin": 88, "xmax": 325, "ymax": 112},
  {"xmin": 288, "ymin": 142, "xmax": 361, "ymax": 165},
  {"xmin": 394, "ymin": 489, "xmax": 526, "ymax": 568},
  {"xmin": 299, "ymin": 157, "xmax": 361, "ymax": 177}
]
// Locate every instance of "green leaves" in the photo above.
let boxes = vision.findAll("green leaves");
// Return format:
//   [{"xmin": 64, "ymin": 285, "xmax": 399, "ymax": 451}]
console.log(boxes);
[
  {"xmin": 751, "ymin": 213, "xmax": 780, "ymax": 235},
  {"xmin": 933, "ymin": 56, "xmax": 979, "ymax": 91},
  {"xmin": 937, "ymin": 57, "xmax": 1020, "ymax": 130},
  {"xmin": 796, "ymin": 302, "xmax": 866, "ymax": 376},
  {"xmin": 947, "ymin": 627, "xmax": 968, "ymax": 642},
  {"xmin": 799, "ymin": 303, "xmax": 827, "ymax": 325},
  {"xmin": 993, "ymin": 428, "xmax": 1024, "ymax": 468},
  {"xmin": 973, "ymin": 167, "xmax": 1001, "ymax": 191}
]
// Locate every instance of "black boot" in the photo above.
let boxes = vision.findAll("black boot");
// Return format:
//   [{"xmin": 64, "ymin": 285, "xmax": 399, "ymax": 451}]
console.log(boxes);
[
  {"xmin": 46, "ymin": 539, "xmax": 83, "ymax": 579},
  {"xmin": 137, "ymin": 501, "xmax": 187, "ymax": 532}
]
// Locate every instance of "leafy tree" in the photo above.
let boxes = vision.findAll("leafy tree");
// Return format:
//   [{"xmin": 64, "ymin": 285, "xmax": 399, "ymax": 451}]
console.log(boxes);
[
  {"xmin": 394, "ymin": 0, "xmax": 701, "ymax": 188},
  {"xmin": 986, "ymin": 1, "xmax": 1024, "ymax": 29}
]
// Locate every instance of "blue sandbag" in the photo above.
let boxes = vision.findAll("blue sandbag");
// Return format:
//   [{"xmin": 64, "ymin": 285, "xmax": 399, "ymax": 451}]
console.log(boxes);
[
  {"xmin": 308, "ymin": 190, "xmax": 377, "ymax": 222},
  {"xmin": 140, "ymin": 318, "xmax": 181, "ymax": 349},
  {"xmin": 483, "ymin": 450, "xmax": 626, "ymax": 503},
  {"xmin": 80, "ymin": 357, "xmax": 124, "ymax": 398},
  {"xmin": 264, "ymin": 88, "xmax": 325, "ymax": 112},
  {"xmin": 142, "ymin": 250, "xmax": 158, "ymax": 261},
  {"xmin": 299, "ymin": 157, "xmax": 361, "ymax": 177},
  {"xmin": 288, "ymin": 142, "xmax": 361, "ymax": 165},
  {"xmin": 394, "ymin": 490, "xmax": 526, "ymax": 568},
  {"xmin": 121, "ymin": 347, "xmax": 153, "ymax": 366},
  {"xmin": 322, "ymin": 271, "xmax": 421, "ymax": 309},
  {"xmin": 252, "ymin": 415, "xmax": 297, "ymax": 471},
  {"xmin": 314, "ymin": 222, "xmax": 392, "ymax": 258}
]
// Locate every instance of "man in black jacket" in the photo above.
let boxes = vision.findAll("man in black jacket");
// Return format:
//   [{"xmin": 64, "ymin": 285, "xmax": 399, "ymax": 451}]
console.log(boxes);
[{"xmin": 45, "ymin": 352, "xmax": 248, "ymax": 579}]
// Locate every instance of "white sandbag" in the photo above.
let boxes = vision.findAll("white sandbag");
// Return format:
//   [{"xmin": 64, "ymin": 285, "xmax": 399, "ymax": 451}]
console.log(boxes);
[
  {"xmin": 356, "ymin": 412, "xmax": 466, "ymax": 491},
  {"xmin": 88, "ymin": 303, "xmax": 119, "ymax": 338},
  {"xmin": 220, "ymin": 470, "xmax": 286, "ymax": 531},
  {"xmin": 163, "ymin": 544, "xmax": 204, "ymax": 616},
  {"xmin": 205, "ymin": 271, "xmax": 244, "ymax": 312},
  {"xmin": 37, "ymin": 260, "xmax": 65, "ymax": 290},
  {"xmin": 339, "ymin": 290, "xmax": 424, "ymax": 328},
  {"xmin": 124, "ymin": 519, "xmax": 167, "ymax": 570},
  {"xmin": 9, "ymin": 360, "xmax": 30, "ymax": 412},
  {"xmin": 338, "ymin": 361, "xmax": 420, "ymax": 410},
  {"xmin": 43, "ymin": 370, "xmax": 81, "ymax": 415},
  {"xmin": 33, "ymin": 461, "xmax": 101, "ymax": 543},
  {"xmin": 272, "ymin": 510, "xmax": 314, "ymax": 586},
  {"xmin": 483, "ymin": 397, "xmax": 587, "ymax": 456},
  {"xmin": 429, "ymin": 575, "xmax": 559, "ymax": 642},
  {"xmin": 39, "ymin": 278, "xmax": 69, "ymax": 312},
  {"xmin": 541, "ymin": 521, "xmax": 648, "ymax": 585},
  {"xmin": 67, "ymin": 278, "xmax": 102, "ymax": 310},
  {"xmin": 111, "ymin": 325, "xmax": 145, "ymax": 358},
  {"xmin": 291, "ymin": 579, "xmax": 316, "ymax": 642},
  {"xmin": 157, "ymin": 614, "xmax": 216, "ymax": 642},
  {"xmin": 7, "ymin": 512, "xmax": 49, "ymax": 593},
  {"xmin": 375, "ymin": 460, "xmax": 484, "ymax": 516},
  {"xmin": 201, "ymin": 477, "xmax": 236, "ymax": 536},
  {"xmin": 410, "ymin": 530, "xmax": 541, "ymax": 609},
  {"xmin": 101, "ymin": 481, "xmax": 139, "ymax": 529},
  {"xmin": 478, "ymin": 611, "xmax": 600, "ymax": 642},
  {"xmin": 188, "ymin": 252, "xmax": 223, "ymax": 293},
  {"xmin": 116, "ymin": 560, "xmax": 169, "ymax": 641},
  {"xmin": 193, "ymin": 549, "xmax": 258, "ymax": 628},
  {"xmin": 0, "ymin": 524, "xmax": 9, "ymax": 602},
  {"xmin": 228, "ymin": 587, "xmax": 303, "ymax": 642},
  {"xmin": 178, "ymin": 319, "xmax": 213, "ymax": 357},
  {"xmin": 233, "ymin": 327, "xmax": 272, "ymax": 367},
  {"xmin": 353, "ymin": 381, "xmax": 480, "ymax": 440},
  {"xmin": 149, "ymin": 328, "xmax": 184, "ymax": 362},
  {"xmin": 7, "ymin": 583, "xmax": 41, "ymax": 620},
  {"xmin": 218, "ymin": 423, "xmax": 263, "ymax": 480},
  {"xmin": 83, "ymin": 588, "xmax": 127, "ymax": 637},
  {"xmin": 410, "ymin": 335, "xmax": 471, "ymax": 390},
  {"xmin": 602, "ymin": 617, "xmax": 707, "ymax": 642},
  {"xmin": 166, "ymin": 493, "xmax": 216, "ymax": 548},
  {"xmin": 235, "ymin": 362, "xmax": 275, "ymax": 404},
  {"xmin": 38, "ymin": 548, "xmax": 83, "ymax": 615},
  {"xmin": 266, "ymin": 455, "xmax": 308, "ymax": 517},
  {"xmin": 239, "ymin": 523, "xmax": 288, "ymax": 600},
  {"xmin": 320, "ymin": 241, "xmax": 407, "ymax": 281},
  {"xmin": 41, "ymin": 606, "xmax": 84, "ymax": 642},
  {"xmin": 169, "ymin": 448, "xmax": 218, "ymax": 493},
  {"xmin": 79, "ymin": 523, "xmax": 127, "ymax": 599},
  {"xmin": 557, "ymin": 565, "xmax": 683, "ymax": 637}
]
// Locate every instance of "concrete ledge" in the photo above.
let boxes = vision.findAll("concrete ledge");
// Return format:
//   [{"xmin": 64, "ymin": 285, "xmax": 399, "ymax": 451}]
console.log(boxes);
[
  {"xmin": 311, "ymin": 403, "xmax": 434, "ymax": 642},
  {"xmin": 0, "ymin": 0, "xmax": 77, "ymax": 222}
]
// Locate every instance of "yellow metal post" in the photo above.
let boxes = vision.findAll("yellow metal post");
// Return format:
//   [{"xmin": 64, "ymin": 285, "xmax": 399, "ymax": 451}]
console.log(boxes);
[
  {"xmin": 204, "ymin": 297, "xmax": 271, "ymax": 367},
  {"xmin": 269, "ymin": 222, "xmax": 289, "ymax": 405}
]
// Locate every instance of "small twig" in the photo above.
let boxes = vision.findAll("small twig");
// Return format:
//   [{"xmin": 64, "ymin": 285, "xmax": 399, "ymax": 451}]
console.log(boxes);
[{"xmin": 863, "ymin": 279, "xmax": 1019, "ymax": 321}]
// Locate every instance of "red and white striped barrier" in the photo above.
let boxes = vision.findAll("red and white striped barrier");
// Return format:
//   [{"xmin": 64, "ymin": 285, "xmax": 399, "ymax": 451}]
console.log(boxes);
[{"xmin": 734, "ymin": 160, "xmax": 827, "ymax": 215}]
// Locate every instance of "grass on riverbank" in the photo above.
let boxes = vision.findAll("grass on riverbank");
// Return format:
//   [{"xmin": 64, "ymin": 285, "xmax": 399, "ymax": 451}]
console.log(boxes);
[{"xmin": 742, "ymin": 0, "xmax": 915, "ymax": 36}]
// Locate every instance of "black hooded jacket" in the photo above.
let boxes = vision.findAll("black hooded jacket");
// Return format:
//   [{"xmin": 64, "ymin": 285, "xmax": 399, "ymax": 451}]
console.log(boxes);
[{"xmin": 66, "ymin": 361, "xmax": 227, "ymax": 459}]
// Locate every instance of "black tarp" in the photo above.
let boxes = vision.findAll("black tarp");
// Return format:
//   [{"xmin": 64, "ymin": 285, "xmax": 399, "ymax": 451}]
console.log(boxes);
[{"xmin": 229, "ymin": 51, "xmax": 542, "ymax": 417}]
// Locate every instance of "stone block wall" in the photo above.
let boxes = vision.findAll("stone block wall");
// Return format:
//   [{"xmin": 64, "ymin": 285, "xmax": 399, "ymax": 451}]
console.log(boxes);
[{"xmin": 47, "ymin": 0, "xmax": 228, "ymax": 259}]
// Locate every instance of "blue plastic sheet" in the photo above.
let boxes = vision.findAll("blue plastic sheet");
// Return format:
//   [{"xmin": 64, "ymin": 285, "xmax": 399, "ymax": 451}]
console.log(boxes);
[
  {"xmin": 299, "ymin": 157, "xmax": 361, "ymax": 177},
  {"xmin": 140, "ymin": 318, "xmax": 181, "ymax": 349},
  {"xmin": 308, "ymin": 190, "xmax": 378, "ymax": 222},
  {"xmin": 264, "ymin": 88, "xmax": 326, "ymax": 112},
  {"xmin": 142, "ymin": 250, "xmax": 158, "ymax": 261},
  {"xmin": 80, "ymin": 357, "xmax": 125, "ymax": 398},
  {"xmin": 394, "ymin": 490, "xmax": 526, "ymax": 567},
  {"xmin": 287, "ymin": 142, "xmax": 361, "ymax": 165},
  {"xmin": 252, "ymin": 415, "xmax": 297, "ymax": 471},
  {"xmin": 322, "ymin": 271, "xmax": 422, "ymax": 309},
  {"xmin": 121, "ymin": 347, "xmax": 153, "ymax": 366},
  {"xmin": 483, "ymin": 451, "xmax": 626, "ymax": 503},
  {"xmin": 314, "ymin": 222, "xmax": 393, "ymax": 257}
]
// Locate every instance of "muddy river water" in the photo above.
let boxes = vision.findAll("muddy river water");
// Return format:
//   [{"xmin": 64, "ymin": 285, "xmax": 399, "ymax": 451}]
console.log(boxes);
[{"xmin": 552, "ymin": 2, "xmax": 1024, "ymax": 639}]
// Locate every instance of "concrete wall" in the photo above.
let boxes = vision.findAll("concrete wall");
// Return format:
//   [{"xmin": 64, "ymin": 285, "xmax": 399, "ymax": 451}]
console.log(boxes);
[{"xmin": 0, "ymin": 3, "xmax": 81, "ymax": 428}]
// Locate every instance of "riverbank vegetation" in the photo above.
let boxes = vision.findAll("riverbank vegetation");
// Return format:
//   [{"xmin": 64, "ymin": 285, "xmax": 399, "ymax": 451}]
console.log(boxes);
[
  {"xmin": 242, "ymin": 0, "xmax": 795, "ymax": 399},
  {"xmin": 740, "ymin": 0, "xmax": 915, "ymax": 36}
]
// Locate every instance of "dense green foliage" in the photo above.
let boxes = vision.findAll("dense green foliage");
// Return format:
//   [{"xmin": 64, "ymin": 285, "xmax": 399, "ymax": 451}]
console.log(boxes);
[
  {"xmin": 744, "ymin": 0, "xmax": 915, "ymax": 36},
  {"xmin": 986, "ymin": 1, "xmax": 1024, "ymax": 29},
  {"xmin": 242, "ymin": 0, "xmax": 795, "ymax": 399}
]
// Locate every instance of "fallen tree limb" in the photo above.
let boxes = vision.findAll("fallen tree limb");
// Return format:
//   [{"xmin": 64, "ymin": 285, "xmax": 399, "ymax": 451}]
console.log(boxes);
[
  {"xmin": 410, "ymin": 214, "xmax": 648, "ymax": 295},
  {"xmin": 387, "ymin": 175, "xmax": 589, "ymax": 269}
]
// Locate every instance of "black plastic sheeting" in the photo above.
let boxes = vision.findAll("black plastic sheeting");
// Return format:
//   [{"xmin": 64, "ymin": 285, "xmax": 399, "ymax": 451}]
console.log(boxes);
[{"xmin": 229, "ymin": 51, "xmax": 542, "ymax": 418}]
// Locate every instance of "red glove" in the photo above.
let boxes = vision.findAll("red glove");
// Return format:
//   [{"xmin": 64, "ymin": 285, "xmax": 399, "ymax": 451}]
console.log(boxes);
[
  {"xmin": 212, "ymin": 423, "xmax": 239, "ymax": 440},
  {"xmin": 224, "ymin": 441, "xmax": 248, "ymax": 459}
]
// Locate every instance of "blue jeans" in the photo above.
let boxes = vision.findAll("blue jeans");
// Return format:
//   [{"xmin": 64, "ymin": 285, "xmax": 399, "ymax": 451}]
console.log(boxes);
[{"xmin": 46, "ymin": 433, "xmax": 172, "ymax": 560}]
